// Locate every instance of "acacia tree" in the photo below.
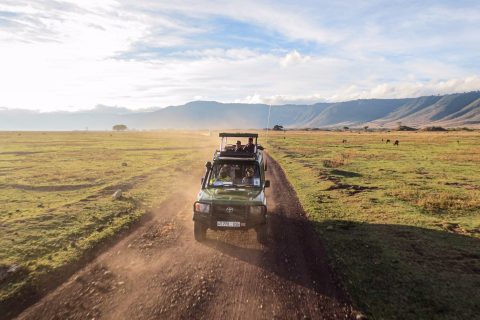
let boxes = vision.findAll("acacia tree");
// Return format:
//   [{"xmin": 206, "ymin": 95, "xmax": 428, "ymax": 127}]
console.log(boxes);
[
  {"xmin": 273, "ymin": 125, "xmax": 284, "ymax": 131},
  {"xmin": 112, "ymin": 124, "xmax": 128, "ymax": 131}
]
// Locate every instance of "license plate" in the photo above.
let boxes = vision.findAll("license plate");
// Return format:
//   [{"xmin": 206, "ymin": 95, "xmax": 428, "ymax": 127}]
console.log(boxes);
[{"xmin": 217, "ymin": 221, "xmax": 241, "ymax": 227}]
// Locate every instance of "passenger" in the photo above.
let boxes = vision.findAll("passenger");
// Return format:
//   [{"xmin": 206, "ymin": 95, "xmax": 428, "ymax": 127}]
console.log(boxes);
[
  {"xmin": 241, "ymin": 168, "xmax": 255, "ymax": 185},
  {"xmin": 216, "ymin": 166, "xmax": 232, "ymax": 183},
  {"xmin": 234, "ymin": 140, "xmax": 243, "ymax": 152},
  {"xmin": 243, "ymin": 137, "xmax": 255, "ymax": 153}
]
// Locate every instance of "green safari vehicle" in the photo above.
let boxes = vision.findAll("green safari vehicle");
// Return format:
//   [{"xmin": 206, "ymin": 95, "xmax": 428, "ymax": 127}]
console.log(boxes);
[{"xmin": 193, "ymin": 133, "xmax": 270, "ymax": 243}]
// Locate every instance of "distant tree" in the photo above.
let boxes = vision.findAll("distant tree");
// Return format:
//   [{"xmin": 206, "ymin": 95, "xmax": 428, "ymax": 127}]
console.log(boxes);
[
  {"xmin": 397, "ymin": 125, "xmax": 417, "ymax": 131},
  {"xmin": 363, "ymin": 126, "xmax": 369, "ymax": 132},
  {"xmin": 273, "ymin": 125, "xmax": 284, "ymax": 131},
  {"xmin": 112, "ymin": 124, "xmax": 128, "ymax": 131},
  {"xmin": 343, "ymin": 126, "xmax": 349, "ymax": 131},
  {"xmin": 422, "ymin": 126, "xmax": 447, "ymax": 132}
]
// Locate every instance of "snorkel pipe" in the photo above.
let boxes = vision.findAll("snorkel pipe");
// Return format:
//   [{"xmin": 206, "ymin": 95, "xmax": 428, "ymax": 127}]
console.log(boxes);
[{"xmin": 201, "ymin": 161, "xmax": 212, "ymax": 189}]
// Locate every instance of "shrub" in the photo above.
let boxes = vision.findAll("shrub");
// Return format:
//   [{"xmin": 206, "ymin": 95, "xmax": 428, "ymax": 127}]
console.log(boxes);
[
  {"xmin": 397, "ymin": 125, "xmax": 417, "ymax": 131},
  {"xmin": 422, "ymin": 126, "xmax": 447, "ymax": 131}
]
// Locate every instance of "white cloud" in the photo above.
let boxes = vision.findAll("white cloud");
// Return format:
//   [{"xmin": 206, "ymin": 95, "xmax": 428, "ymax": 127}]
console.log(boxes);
[
  {"xmin": 328, "ymin": 76, "xmax": 480, "ymax": 101},
  {"xmin": 280, "ymin": 50, "xmax": 311, "ymax": 67},
  {"xmin": 239, "ymin": 76, "xmax": 480, "ymax": 105},
  {"xmin": 238, "ymin": 93, "xmax": 326, "ymax": 105},
  {"xmin": 0, "ymin": 1, "xmax": 479, "ymax": 111},
  {"xmin": 122, "ymin": 0, "xmax": 342, "ymax": 45}
]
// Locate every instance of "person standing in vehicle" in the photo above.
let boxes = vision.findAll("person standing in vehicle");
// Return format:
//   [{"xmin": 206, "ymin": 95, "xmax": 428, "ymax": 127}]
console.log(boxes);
[
  {"xmin": 243, "ymin": 137, "xmax": 255, "ymax": 153},
  {"xmin": 234, "ymin": 140, "xmax": 243, "ymax": 152}
]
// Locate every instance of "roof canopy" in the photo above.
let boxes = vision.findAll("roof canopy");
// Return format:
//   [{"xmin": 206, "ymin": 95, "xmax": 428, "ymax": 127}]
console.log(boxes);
[{"xmin": 219, "ymin": 132, "xmax": 258, "ymax": 138}]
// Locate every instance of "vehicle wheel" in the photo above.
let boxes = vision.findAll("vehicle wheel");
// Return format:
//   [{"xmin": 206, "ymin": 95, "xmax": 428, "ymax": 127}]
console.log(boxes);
[
  {"xmin": 256, "ymin": 224, "xmax": 268, "ymax": 244},
  {"xmin": 194, "ymin": 221, "xmax": 207, "ymax": 242}
]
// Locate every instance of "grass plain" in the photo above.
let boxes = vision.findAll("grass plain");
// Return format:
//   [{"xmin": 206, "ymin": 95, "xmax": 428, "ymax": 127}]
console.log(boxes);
[
  {"xmin": 0, "ymin": 131, "xmax": 217, "ymax": 311},
  {"xmin": 266, "ymin": 130, "xmax": 480, "ymax": 319},
  {"xmin": 1, "ymin": 130, "xmax": 479, "ymax": 319}
]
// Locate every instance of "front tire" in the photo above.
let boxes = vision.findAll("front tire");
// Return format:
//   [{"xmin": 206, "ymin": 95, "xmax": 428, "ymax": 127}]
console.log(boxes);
[
  {"xmin": 256, "ymin": 224, "xmax": 268, "ymax": 244},
  {"xmin": 194, "ymin": 221, "xmax": 207, "ymax": 242}
]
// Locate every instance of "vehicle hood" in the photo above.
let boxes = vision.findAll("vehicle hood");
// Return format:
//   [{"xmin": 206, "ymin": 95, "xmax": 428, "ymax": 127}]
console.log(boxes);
[{"xmin": 197, "ymin": 188, "xmax": 265, "ymax": 204}]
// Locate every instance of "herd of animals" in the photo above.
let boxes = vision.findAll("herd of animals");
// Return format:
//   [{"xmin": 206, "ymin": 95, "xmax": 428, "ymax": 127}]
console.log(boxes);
[{"xmin": 341, "ymin": 138, "xmax": 400, "ymax": 145}]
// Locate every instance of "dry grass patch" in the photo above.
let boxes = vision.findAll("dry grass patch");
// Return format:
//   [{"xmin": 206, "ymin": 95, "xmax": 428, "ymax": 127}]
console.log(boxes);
[{"xmin": 392, "ymin": 187, "xmax": 480, "ymax": 213}]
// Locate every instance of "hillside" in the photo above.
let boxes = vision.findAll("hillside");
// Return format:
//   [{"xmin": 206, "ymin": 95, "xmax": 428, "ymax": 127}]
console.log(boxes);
[{"xmin": 1, "ymin": 92, "xmax": 479, "ymax": 130}]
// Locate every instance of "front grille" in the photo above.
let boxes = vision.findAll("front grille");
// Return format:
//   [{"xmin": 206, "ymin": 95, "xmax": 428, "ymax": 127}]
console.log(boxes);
[{"xmin": 212, "ymin": 204, "xmax": 248, "ymax": 221}]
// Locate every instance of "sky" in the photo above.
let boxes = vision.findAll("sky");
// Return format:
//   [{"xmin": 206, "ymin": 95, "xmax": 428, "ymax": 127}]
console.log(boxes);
[{"xmin": 0, "ymin": 0, "xmax": 479, "ymax": 111}]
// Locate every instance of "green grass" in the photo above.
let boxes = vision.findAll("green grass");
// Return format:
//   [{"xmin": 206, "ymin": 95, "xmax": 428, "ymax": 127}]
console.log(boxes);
[
  {"xmin": 266, "ymin": 130, "xmax": 480, "ymax": 319},
  {"xmin": 0, "ymin": 131, "xmax": 216, "ymax": 310}
]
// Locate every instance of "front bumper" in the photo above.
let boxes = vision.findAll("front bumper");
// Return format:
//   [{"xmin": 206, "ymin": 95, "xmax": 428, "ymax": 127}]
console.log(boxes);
[{"xmin": 193, "ymin": 204, "xmax": 267, "ymax": 230}]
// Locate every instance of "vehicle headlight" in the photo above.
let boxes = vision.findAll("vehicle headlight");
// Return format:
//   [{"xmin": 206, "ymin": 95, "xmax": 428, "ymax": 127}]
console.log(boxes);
[
  {"xmin": 249, "ymin": 206, "xmax": 265, "ymax": 215},
  {"xmin": 194, "ymin": 202, "xmax": 210, "ymax": 213}
]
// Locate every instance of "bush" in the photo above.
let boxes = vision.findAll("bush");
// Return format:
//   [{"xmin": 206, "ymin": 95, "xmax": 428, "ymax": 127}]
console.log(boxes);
[
  {"xmin": 422, "ymin": 126, "xmax": 447, "ymax": 131},
  {"xmin": 397, "ymin": 125, "xmax": 417, "ymax": 131},
  {"xmin": 112, "ymin": 124, "xmax": 128, "ymax": 131}
]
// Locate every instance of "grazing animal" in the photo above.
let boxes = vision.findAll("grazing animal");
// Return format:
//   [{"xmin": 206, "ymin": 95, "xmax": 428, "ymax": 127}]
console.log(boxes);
[
  {"xmin": 382, "ymin": 138, "xmax": 384, "ymax": 142},
  {"xmin": 386, "ymin": 139, "xmax": 391, "ymax": 144},
  {"xmin": 394, "ymin": 140, "xmax": 399, "ymax": 146},
  {"xmin": 342, "ymin": 139, "xmax": 347, "ymax": 143}
]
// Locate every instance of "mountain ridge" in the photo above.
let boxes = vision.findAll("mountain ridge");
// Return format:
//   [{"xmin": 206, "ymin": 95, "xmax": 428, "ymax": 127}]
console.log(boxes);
[{"xmin": 1, "ymin": 92, "xmax": 479, "ymax": 130}]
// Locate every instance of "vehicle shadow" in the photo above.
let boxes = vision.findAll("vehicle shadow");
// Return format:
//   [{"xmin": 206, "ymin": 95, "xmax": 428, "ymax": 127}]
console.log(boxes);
[
  {"xmin": 311, "ymin": 219, "xmax": 480, "ymax": 320},
  {"xmin": 204, "ymin": 216, "xmax": 480, "ymax": 320},
  {"xmin": 203, "ymin": 213, "xmax": 351, "ymax": 301}
]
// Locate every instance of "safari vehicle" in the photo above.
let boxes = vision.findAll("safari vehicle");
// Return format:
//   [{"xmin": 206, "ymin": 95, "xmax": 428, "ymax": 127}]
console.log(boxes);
[{"xmin": 193, "ymin": 133, "xmax": 270, "ymax": 243}]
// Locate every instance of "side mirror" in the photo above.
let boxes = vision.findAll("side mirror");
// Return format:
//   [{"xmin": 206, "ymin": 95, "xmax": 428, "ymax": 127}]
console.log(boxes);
[
  {"xmin": 205, "ymin": 161, "xmax": 212, "ymax": 169},
  {"xmin": 264, "ymin": 180, "xmax": 270, "ymax": 188}
]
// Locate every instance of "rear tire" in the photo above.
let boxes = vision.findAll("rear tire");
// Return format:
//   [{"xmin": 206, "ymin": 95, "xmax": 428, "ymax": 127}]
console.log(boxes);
[
  {"xmin": 194, "ymin": 221, "xmax": 207, "ymax": 242},
  {"xmin": 256, "ymin": 224, "xmax": 268, "ymax": 244}
]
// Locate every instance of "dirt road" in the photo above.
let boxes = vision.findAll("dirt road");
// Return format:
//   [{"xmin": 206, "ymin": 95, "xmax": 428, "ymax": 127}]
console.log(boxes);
[{"xmin": 15, "ymin": 156, "xmax": 355, "ymax": 320}]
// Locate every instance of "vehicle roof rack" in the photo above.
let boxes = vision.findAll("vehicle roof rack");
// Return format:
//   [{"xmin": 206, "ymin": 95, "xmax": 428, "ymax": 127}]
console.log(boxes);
[
  {"xmin": 216, "ymin": 151, "xmax": 256, "ymax": 159},
  {"xmin": 219, "ymin": 133, "xmax": 258, "ymax": 138}
]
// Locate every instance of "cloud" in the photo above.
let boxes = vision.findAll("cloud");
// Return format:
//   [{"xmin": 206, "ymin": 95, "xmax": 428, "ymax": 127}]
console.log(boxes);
[
  {"xmin": 237, "ymin": 93, "xmax": 326, "ymax": 105},
  {"xmin": 328, "ymin": 76, "xmax": 480, "ymax": 102},
  {"xmin": 121, "ymin": 1, "xmax": 342, "ymax": 45},
  {"xmin": 280, "ymin": 50, "xmax": 311, "ymax": 67},
  {"xmin": 0, "ymin": 0, "xmax": 479, "ymax": 111},
  {"xmin": 239, "ymin": 76, "xmax": 480, "ymax": 105}
]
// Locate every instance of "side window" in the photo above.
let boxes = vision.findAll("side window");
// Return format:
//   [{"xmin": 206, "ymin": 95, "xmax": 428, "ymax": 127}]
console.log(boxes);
[{"xmin": 253, "ymin": 165, "xmax": 261, "ymax": 186}]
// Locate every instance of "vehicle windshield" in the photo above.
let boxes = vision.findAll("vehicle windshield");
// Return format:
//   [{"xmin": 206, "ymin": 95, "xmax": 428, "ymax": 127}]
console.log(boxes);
[{"xmin": 207, "ymin": 162, "xmax": 261, "ymax": 188}]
